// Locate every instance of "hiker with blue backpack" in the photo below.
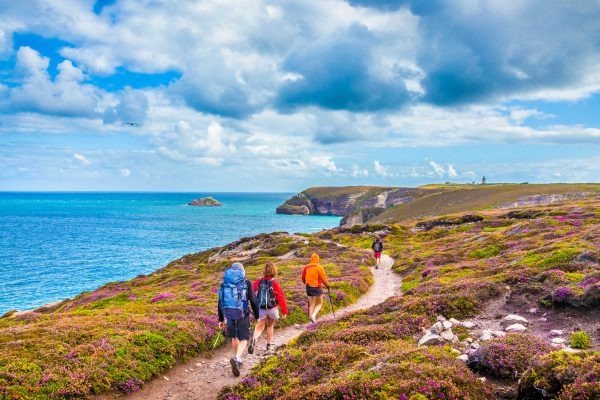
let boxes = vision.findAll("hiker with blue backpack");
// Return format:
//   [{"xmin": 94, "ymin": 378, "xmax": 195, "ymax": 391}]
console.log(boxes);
[
  {"xmin": 248, "ymin": 262, "xmax": 288, "ymax": 354},
  {"xmin": 217, "ymin": 262, "xmax": 259, "ymax": 377}
]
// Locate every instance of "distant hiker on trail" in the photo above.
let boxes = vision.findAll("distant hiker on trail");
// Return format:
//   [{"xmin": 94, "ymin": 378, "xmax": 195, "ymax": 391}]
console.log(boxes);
[
  {"xmin": 301, "ymin": 253, "xmax": 330, "ymax": 323},
  {"xmin": 217, "ymin": 262, "xmax": 259, "ymax": 377},
  {"xmin": 248, "ymin": 262, "xmax": 288, "ymax": 355},
  {"xmin": 371, "ymin": 237, "xmax": 384, "ymax": 268}
]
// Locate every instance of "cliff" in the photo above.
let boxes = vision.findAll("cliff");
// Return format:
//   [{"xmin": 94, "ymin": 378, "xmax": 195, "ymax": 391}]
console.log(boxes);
[
  {"xmin": 276, "ymin": 186, "xmax": 430, "ymax": 223},
  {"xmin": 187, "ymin": 196, "xmax": 222, "ymax": 206}
]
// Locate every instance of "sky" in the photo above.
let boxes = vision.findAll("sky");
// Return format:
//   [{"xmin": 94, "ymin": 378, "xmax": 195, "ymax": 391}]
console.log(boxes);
[{"xmin": 0, "ymin": 0, "xmax": 599, "ymax": 192}]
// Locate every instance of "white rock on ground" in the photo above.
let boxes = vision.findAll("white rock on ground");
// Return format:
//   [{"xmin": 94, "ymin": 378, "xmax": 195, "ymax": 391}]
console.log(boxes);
[
  {"xmin": 493, "ymin": 330, "xmax": 506, "ymax": 338},
  {"xmin": 552, "ymin": 337, "xmax": 566, "ymax": 344},
  {"xmin": 458, "ymin": 354, "xmax": 469, "ymax": 362},
  {"xmin": 501, "ymin": 314, "xmax": 529, "ymax": 326},
  {"xmin": 430, "ymin": 322, "xmax": 444, "ymax": 335},
  {"xmin": 505, "ymin": 323, "xmax": 528, "ymax": 332},
  {"xmin": 437, "ymin": 315, "xmax": 446, "ymax": 322},
  {"xmin": 449, "ymin": 318, "xmax": 461, "ymax": 325},
  {"xmin": 418, "ymin": 334, "xmax": 444, "ymax": 346},
  {"xmin": 529, "ymin": 307, "xmax": 537, "ymax": 313},
  {"xmin": 550, "ymin": 330, "xmax": 564, "ymax": 336},
  {"xmin": 480, "ymin": 329, "xmax": 493, "ymax": 341},
  {"xmin": 440, "ymin": 329, "xmax": 454, "ymax": 341},
  {"xmin": 443, "ymin": 320, "xmax": 453, "ymax": 329},
  {"xmin": 462, "ymin": 321, "xmax": 475, "ymax": 329}
]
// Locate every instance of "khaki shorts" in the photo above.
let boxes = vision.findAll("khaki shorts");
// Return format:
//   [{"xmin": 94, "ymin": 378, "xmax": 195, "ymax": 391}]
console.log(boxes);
[{"xmin": 258, "ymin": 307, "xmax": 279, "ymax": 320}]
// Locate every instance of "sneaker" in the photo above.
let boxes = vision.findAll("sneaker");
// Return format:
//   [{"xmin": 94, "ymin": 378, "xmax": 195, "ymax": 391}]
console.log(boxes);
[
  {"xmin": 248, "ymin": 337, "xmax": 256, "ymax": 354},
  {"xmin": 230, "ymin": 357, "xmax": 241, "ymax": 377},
  {"xmin": 309, "ymin": 316, "xmax": 316, "ymax": 323},
  {"xmin": 266, "ymin": 344, "xmax": 274, "ymax": 353}
]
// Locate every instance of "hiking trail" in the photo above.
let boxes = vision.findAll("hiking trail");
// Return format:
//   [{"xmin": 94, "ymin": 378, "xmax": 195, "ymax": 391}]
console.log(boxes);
[{"xmin": 100, "ymin": 253, "xmax": 400, "ymax": 400}]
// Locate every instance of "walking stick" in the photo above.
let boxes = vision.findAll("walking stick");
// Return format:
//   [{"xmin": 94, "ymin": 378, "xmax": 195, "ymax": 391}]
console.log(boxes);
[
  {"xmin": 211, "ymin": 330, "xmax": 223, "ymax": 350},
  {"xmin": 326, "ymin": 287, "xmax": 336, "ymax": 318}
]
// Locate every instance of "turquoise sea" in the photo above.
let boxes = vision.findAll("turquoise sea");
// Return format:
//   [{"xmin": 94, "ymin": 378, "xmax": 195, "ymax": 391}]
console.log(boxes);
[{"xmin": 0, "ymin": 192, "xmax": 340, "ymax": 314}]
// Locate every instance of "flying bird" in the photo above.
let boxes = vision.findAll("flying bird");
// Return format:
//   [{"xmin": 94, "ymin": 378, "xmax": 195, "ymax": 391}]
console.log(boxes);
[{"xmin": 125, "ymin": 122, "xmax": 139, "ymax": 126}]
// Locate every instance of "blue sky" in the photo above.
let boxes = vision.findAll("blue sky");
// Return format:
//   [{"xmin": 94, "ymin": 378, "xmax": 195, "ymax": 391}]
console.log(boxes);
[{"xmin": 1, "ymin": 0, "xmax": 599, "ymax": 192}]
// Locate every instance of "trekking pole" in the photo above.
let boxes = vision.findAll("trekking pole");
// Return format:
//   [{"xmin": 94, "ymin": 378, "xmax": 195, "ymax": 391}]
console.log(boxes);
[
  {"xmin": 326, "ymin": 287, "xmax": 336, "ymax": 318},
  {"xmin": 211, "ymin": 330, "xmax": 223, "ymax": 350}
]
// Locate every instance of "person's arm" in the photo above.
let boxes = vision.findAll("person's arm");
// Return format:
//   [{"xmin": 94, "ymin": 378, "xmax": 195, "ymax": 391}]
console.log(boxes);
[
  {"xmin": 301, "ymin": 266, "xmax": 307, "ymax": 284},
  {"xmin": 371, "ymin": 241, "xmax": 376, "ymax": 250},
  {"xmin": 318, "ymin": 266, "xmax": 330, "ymax": 288},
  {"xmin": 272, "ymin": 280, "xmax": 288, "ymax": 315},
  {"xmin": 247, "ymin": 280, "xmax": 259, "ymax": 318}
]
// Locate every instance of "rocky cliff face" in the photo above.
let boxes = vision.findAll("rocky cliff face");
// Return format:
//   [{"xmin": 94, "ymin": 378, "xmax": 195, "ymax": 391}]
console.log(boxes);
[{"xmin": 277, "ymin": 186, "xmax": 428, "ymax": 225}]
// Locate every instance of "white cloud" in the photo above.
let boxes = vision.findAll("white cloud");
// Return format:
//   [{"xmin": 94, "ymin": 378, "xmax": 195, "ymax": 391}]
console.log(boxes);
[
  {"xmin": 447, "ymin": 164, "xmax": 458, "ymax": 178},
  {"xmin": 374, "ymin": 160, "xmax": 390, "ymax": 176},
  {"xmin": 429, "ymin": 160, "xmax": 446, "ymax": 177},
  {"xmin": 120, "ymin": 168, "xmax": 131, "ymax": 177},
  {"xmin": 73, "ymin": 153, "xmax": 91, "ymax": 166},
  {"xmin": 351, "ymin": 164, "xmax": 369, "ymax": 177},
  {"xmin": 5, "ymin": 47, "xmax": 99, "ymax": 117}
]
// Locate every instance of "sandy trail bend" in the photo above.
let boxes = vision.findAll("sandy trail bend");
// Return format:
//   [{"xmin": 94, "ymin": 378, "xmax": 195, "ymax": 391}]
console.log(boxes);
[{"xmin": 103, "ymin": 254, "xmax": 400, "ymax": 400}]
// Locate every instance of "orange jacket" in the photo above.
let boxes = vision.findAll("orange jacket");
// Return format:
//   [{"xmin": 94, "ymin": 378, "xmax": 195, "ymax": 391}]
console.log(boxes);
[{"xmin": 301, "ymin": 253, "xmax": 329, "ymax": 288}]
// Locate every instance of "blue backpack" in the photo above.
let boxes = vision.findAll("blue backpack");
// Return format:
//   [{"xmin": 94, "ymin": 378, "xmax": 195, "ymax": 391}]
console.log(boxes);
[{"xmin": 219, "ymin": 265, "xmax": 248, "ymax": 320}]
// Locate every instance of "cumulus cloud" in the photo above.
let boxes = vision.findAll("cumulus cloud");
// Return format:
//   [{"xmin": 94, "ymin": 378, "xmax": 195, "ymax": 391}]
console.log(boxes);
[
  {"xmin": 351, "ymin": 163, "xmax": 369, "ymax": 178},
  {"xmin": 374, "ymin": 160, "xmax": 390, "ymax": 176},
  {"xmin": 4, "ymin": 47, "xmax": 98, "ymax": 117},
  {"xmin": 277, "ymin": 23, "xmax": 410, "ymax": 112},
  {"xmin": 120, "ymin": 168, "xmax": 130, "ymax": 177},
  {"xmin": 429, "ymin": 160, "xmax": 460, "ymax": 178},
  {"xmin": 103, "ymin": 87, "xmax": 149, "ymax": 125}
]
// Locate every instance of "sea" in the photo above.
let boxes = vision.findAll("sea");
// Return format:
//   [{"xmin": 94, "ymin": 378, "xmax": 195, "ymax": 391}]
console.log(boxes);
[{"xmin": 0, "ymin": 192, "xmax": 340, "ymax": 314}]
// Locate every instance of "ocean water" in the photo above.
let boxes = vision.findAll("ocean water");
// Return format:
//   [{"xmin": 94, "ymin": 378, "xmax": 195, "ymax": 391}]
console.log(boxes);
[{"xmin": 0, "ymin": 192, "xmax": 340, "ymax": 314}]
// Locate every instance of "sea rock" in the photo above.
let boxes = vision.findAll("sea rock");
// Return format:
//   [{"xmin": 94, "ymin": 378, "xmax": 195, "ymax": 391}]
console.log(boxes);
[
  {"xmin": 418, "ymin": 333, "xmax": 444, "ymax": 346},
  {"xmin": 430, "ymin": 322, "xmax": 444, "ymax": 335},
  {"xmin": 551, "ymin": 337, "xmax": 566, "ymax": 344},
  {"xmin": 187, "ymin": 197, "xmax": 222, "ymax": 206},
  {"xmin": 505, "ymin": 323, "xmax": 528, "ymax": 332},
  {"xmin": 443, "ymin": 320, "xmax": 453, "ymax": 330},
  {"xmin": 501, "ymin": 314, "xmax": 529, "ymax": 327},
  {"xmin": 550, "ymin": 330, "xmax": 564, "ymax": 336},
  {"xmin": 440, "ymin": 329, "xmax": 454, "ymax": 341}
]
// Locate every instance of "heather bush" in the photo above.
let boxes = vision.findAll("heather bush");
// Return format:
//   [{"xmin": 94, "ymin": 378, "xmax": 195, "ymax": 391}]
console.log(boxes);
[
  {"xmin": 470, "ymin": 333, "xmax": 553, "ymax": 378},
  {"xmin": 518, "ymin": 351, "xmax": 600, "ymax": 399}
]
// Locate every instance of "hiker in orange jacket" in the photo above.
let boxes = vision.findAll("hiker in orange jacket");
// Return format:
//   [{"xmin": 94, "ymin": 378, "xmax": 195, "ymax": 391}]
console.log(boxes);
[{"xmin": 301, "ymin": 253, "xmax": 329, "ymax": 322}]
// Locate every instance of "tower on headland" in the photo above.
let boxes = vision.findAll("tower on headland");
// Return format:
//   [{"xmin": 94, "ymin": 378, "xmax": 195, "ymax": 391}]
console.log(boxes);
[{"xmin": 481, "ymin": 176, "xmax": 487, "ymax": 185}]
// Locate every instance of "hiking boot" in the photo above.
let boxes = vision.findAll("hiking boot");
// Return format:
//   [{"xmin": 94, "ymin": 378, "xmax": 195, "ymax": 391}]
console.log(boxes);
[
  {"xmin": 230, "ymin": 357, "xmax": 241, "ymax": 377},
  {"xmin": 309, "ymin": 316, "xmax": 316, "ymax": 323},
  {"xmin": 266, "ymin": 343, "xmax": 274, "ymax": 353},
  {"xmin": 248, "ymin": 337, "xmax": 256, "ymax": 354}
]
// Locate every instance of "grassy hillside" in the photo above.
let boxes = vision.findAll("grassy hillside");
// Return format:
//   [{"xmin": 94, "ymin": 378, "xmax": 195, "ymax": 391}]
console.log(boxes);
[
  {"xmin": 0, "ymin": 234, "xmax": 373, "ymax": 399},
  {"xmin": 371, "ymin": 183, "xmax": 600, "ymax": 224},
  {"xmin": 222, "ymin": 200, "xmax": 600, "ymax": 399}
]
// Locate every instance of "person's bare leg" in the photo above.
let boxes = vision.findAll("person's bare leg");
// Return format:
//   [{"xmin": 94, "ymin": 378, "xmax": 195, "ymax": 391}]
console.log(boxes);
[
  {"xmin": 253, "ymin": 319, "xmax": 266, "ymax": 340},
  {"xmin": 232, "ymin": 338, "xmax": 239, "ymax": 356},
  {"xmin": 236, "ymin": 340, "xmax": 247, "ymax": 360},
  {"xmin": 312, "ymin": 296, "xmax": 323, "ymax": 319},
  {"xmin": 266, "ymin": 318, "xmax": 274, "ymax": 344},
  {"xmin": 308, "ymin": 296, "xmax": 315, "ymax": 318}
]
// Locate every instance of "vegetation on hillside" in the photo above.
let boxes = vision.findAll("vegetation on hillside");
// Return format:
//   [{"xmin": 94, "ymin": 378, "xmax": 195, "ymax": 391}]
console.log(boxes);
[
  {"xmin": 223, "ymin": 200, "xmax": 600, "ymax": 399},
  {"xmin": 0, "ymin": 234, "xmax": 372, "ymax": 399}
]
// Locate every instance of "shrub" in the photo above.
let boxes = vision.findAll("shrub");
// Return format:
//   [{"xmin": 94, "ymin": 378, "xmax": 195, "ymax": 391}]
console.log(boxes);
[
  {"xmin": 470, "ymin": 333, "xmax": 552, "ymax": 378},
  {"xmin": 570, "ymin": 331, "xmax": 591, "ymax": 350},
  {"xmin": 518, "ymin": 351, "xmax": 600, "ymax": 399}
]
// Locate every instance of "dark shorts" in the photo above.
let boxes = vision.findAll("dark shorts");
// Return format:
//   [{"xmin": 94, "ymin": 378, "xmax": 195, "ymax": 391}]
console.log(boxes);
[
  {"xmin": 226, "ymin": 317, "xmax": 251, "ymax": 341},
  {"xmin": 306, "ymin": 285, "xmax": 323, "ymax": 297}
]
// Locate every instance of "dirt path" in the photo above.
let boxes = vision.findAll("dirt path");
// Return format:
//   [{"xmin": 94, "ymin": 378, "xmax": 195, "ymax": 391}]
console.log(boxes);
[{"xmin": 101, "ymin": 254, "xmax": 400, "ymax": 400}]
